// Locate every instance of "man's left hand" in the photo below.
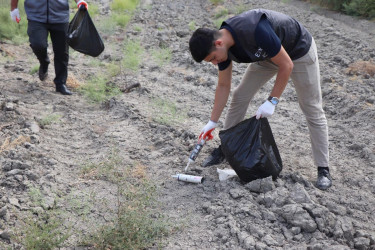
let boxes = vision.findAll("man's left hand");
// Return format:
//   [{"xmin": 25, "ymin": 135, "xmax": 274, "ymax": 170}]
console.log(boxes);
[
  {"xmin": 256, "ymin": 100, "xmax": 275, "ymax": 119},
  {"xmin": 77, "ymin": 0, "xmax": 88, "ymax": 9}
]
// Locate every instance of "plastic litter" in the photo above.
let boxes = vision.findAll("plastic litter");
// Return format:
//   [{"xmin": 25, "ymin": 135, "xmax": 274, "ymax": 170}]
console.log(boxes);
[
  {"xmin": 172, "ymin": 174, "xmax": 204, "ymax": 183},
  {"xmin": 217, "ymin": 168, "xmax": 237, "ymax": 181}
]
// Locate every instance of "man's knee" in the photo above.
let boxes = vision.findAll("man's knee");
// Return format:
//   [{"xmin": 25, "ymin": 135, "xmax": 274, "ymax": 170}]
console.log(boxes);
[{"xmin": 30, "ymin": 41, "xmax": 47, "ymax": 52}]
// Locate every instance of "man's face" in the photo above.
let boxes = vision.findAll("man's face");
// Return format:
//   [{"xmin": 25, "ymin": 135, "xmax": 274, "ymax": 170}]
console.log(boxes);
[{"xmin": 203, "ymin": 41, "xmax": 227, "ymax": 65}]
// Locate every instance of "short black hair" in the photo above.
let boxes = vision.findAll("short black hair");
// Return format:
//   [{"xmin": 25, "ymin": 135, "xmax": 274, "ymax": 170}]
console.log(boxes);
[{"xmin": 189, "ymin": 28, "xmax": 220, "ymax": 62}]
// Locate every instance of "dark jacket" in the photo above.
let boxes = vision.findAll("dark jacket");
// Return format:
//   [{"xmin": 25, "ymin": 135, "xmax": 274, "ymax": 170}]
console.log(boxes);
[
  {"xmin": 223, "ymin": 9, "xmax": 312, "ymax": 62},
  {"xmin": 24, "ymin": 0, "xmax": 70, "ymax": 24}
]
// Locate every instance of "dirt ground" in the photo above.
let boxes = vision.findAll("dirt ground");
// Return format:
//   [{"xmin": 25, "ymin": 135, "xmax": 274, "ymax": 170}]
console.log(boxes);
[{"xmin": 1, "ymin": 0, "xmax": 375, "ymax": 249}]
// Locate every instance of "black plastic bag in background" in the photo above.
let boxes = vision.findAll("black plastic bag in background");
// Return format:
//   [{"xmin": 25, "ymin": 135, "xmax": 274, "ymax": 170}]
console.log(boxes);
[
  {"xmin": 67, "ymin": 6, "xmax": 104, "ymax": 57},
  {"xmin": 219, "ymin": 116, "xmax": 282, "ymax": 183}
]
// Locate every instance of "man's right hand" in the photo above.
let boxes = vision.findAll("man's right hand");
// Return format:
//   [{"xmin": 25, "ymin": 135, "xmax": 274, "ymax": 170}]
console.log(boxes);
[
  {"xmin": 199, "ymin": 120, "xmax": 217, "ymax": 141},
  {"xmin": 10, "ymin": 8, "xmax": 20, "ymax": 23}
]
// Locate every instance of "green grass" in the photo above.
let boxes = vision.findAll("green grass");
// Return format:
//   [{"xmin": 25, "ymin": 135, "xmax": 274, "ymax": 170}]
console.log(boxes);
[
  {"xmin": 29, "ymin": 65, "xmax": 39, "ymax": 75},
  {"xmin": 111, "ymin": 0, "xmax": 139, "ymax": 12},
  {"xmin": 20, "ymin": 186, "xmax": 71, "ymax": 249},
  {"xmin": 88, "ymin": 3, "xmax": 100, "ymax": 18},
  {"xmin": 38, "ymin": 114, "xmax": 62, "ymax": 128},
  {"xmin": 122, "ymin": 39, "xmax": 144, "ymax": 71},
  {"xmin": 214, "ymin": 18, "xmax": 226, "ymax": 29},
  {"xmin": 106, "ymin": 62, "xmax": 122, "ymax": 77},
  {"xmin": 96, "ymin": 16, "xmax": 118, "ymax": 34},
  {"xmin": 78, "ymin": 75, "xmax": 122, "ymax": 103},
  {"xmin": 23, "ymin": 213, "xmax": 71, "ymax": 250},
  {"xmin": 306, "ymin": 0, "xmax": 375, "ymax": 18},
  {"xmin": 79, "ymin": 148, "xmax": 171, "ymax": 249},
  {"xmin": 134, "ymin": 25, "xmax": 142, "ymax": 32},
  {"xmin": 28, "ymin": 186, "xmax": 44, "ymax": 207},
  {"xmin": 214, "ymin": 6, "xmax": 228, "ymax": 18},
  {"xmin": 151, "ymin": 47, "xmax": 172, "ymax": 66},
  {"xmin": 112, "ymin": 12, "xmax": 132, "ymax": 27},
  {"xmin": 209, "ymin": 0, "xmax": 224, "ymax": 5},
  {"xmin": 188, "ymin": 21, "xmax": 196, "ymax": 31},
  {"xmin": 89, "ymin": 167, "xmax": 169, "ymax": 248},
  {"xmin": 152, "ymin": 97, "xmax": 187, "ymax": 125}
]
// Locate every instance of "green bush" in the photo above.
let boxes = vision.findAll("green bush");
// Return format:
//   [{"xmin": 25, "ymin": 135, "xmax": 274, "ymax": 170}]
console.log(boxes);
[
  {"xmin": 23, "ymin": 213, "xmax": 70, "ymax": 250},
  {"xmin": 306, "ymin": 0, "xmax": 375, "ymax": 18},
  {"xmin": 343, "ymin": 0, "xmax": 375, "ymax": 18}
]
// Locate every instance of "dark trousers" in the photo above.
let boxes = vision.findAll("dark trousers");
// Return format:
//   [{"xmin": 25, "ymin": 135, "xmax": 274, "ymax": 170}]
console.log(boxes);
[{"xmin": 27, "ymin": 21, "xmax": 69, "ymax": 86}]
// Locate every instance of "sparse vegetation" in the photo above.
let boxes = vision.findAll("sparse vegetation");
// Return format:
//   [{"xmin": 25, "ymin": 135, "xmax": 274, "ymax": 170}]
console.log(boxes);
[
  {"xmin": 214, "ymin": 6, "xmax": 229, "ymax": 19},
  {"xmin": 122, "ymin": 39, "xmax": 144, "ymax": 71},
  {"xmin": 111, "ymin": 0, "xmax": 139, "ymax": 12},
  {"xmin": 38, "ymin": 114, "xmax": 62, "ymax": 128},
  {"xmin": 152, "ymin": 97, "xmax": 187, "ymax": 125},
  {"xmin": 188, "ymin": 21, "xmax": 196, "ymax": 31},
  {"xmin": 78, "ymin": 75, "xmax": 122, "ymax": 103},
  {"xmin": 19, "ymin": 186, "xmax": 71, "ymax": 249},
  {"xmin": 303, "ymin": 0, "xmax": 375, "ymax": 18},
  {"xmin": 79, "ymin": 149, "xmax": 171, "ymax": 249},
  {"xmin": 106, "ymin": 62, "xmax": 122, "ymax": 77},
  {"xmin": 22, "ymin": 213, "xmax": 71, "ymax": 250},
  {"xmin": 210, "ymin": 0, "xmax": 224, "ymax": 5},
  {"xmin": 29, "ymin": 65, "xmax": 39, "ymax": 75},
  {"xmin": 151, "ymin": 47, "xmax": 172, "ymax": 66},
  {"xmin": 110, "ymin": 0, "xmax": 139, "ymax": 27}
]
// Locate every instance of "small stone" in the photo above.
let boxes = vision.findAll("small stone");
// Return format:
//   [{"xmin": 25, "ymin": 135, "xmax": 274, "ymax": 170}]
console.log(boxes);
[
  {"xmin": 4, "ymin": 102, "xmax": 14, "ymax": 111},
  {"xmin": 0, "ymin": 230, "xmax": 11, "ymax": 240},
  {"xmin": 8, "ymin": 198, "xmax": 20, "ymax": 208}
]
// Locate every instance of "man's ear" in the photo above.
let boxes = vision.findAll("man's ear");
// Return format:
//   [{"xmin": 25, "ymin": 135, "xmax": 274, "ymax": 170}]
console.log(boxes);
[{"xmin": 214, "ymin": 39, "xmax": 223, "ymax": 48}]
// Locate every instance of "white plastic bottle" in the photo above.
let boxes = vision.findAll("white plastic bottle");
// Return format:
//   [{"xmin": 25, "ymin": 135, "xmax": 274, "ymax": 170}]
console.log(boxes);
[{"xmin": 172, "ymin": 174, "xmax": 204, "ymax": 183}]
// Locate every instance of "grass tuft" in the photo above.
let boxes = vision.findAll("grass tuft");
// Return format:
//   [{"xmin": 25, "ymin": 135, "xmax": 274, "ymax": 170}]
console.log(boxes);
[
  {"xmin": 122, "ymin": 39, "xmax": 144, "ymax": 71},
  {"xmin": 151, "ymin": 47, "xmax": 172, "ymax": 66},
  {"xmin": 78, "ymin": 75, "xmax": 122, "ymax": 103}
]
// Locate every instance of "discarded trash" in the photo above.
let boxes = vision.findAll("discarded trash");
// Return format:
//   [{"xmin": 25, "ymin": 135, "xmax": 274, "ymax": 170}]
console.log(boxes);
[
  {"xmin": 219, "ymin": 116, "xmax": 282, "ymax": 183},
  {"xmin": 172, "ymin": 174, "xmax": 204, "ymax": 183},
  {"xmin": 185, "ymin": 138, "xmax": 206, "ymax": 172},
  {"xmin": 217, "ymin": 168, "xmax": 237, "ymax": 181}
]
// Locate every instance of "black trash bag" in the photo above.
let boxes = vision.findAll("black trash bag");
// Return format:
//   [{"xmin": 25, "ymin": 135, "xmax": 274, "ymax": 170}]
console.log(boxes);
[
  {"xmin": 219, "ymin": 116, "xmax": 282, "ymax": 183},
  {"xmin": 67, "ymin": 6, "xmax": 104, "ymax": 57}
]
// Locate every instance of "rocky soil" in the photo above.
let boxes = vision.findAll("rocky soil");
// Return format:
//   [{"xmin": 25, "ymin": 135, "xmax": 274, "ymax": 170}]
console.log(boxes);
[{"xmin": 1, "ymin": 0, "xmax": 375, "ymax": 249}]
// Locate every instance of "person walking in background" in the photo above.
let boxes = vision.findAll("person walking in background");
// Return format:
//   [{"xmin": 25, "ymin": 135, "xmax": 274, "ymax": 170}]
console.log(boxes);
[
  {"xmin": 189, "ymin": 9, "xmax": 332, "ymax": 190},
  {"xmin": 10, "ymin": 0, "xmax": 88, "ymax": 95}
]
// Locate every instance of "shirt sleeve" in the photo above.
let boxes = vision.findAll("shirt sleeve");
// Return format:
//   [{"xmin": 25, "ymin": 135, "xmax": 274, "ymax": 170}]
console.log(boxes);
[
  {"xmin": 218, "ymin": 59, "xmax": 231, "ymax": 71},
  {"xmin": 254, "ymin": 17, "xmax": 281, "ymax": 58}
]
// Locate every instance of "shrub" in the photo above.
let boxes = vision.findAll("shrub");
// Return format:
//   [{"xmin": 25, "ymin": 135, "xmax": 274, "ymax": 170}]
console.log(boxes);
[{"xmin": 305, "ymin": 0, "xmax": 375, "ymax": 18}]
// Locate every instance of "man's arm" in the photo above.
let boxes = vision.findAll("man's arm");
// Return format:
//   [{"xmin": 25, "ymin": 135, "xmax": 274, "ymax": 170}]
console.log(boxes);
[
  {"xmin": 210, "ymin": 62, "xmax": 233, "ymax": 122},
  {"xmin": 10, "ymin": 0, "xmax": 18, "ymax": 10},
  {"xmin": 269, "ymin": 45, "xmax": 294, "ymax": 98}
]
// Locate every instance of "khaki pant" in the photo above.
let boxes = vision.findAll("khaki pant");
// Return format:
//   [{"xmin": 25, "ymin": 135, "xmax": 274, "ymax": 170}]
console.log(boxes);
[{"xmin": 223, "ymin": 38, "xmax": 329, "ymax": 167}]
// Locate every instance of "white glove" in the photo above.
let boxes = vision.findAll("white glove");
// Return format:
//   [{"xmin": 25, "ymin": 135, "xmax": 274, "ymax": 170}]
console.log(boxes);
[
  {"xmin": 199, "ymin": 120, "xmax": 217, "ymax": 141},
  {"xmin": 77, "ymin": 0, "xmax": 88, "ymax": 9},
  {"xmin": 10, "ymin": 8, "xmax": 20, "ymax": 23},
  {"xmin": 256, "ymin": 100, "xmax": 275, "ymax": 119}
]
